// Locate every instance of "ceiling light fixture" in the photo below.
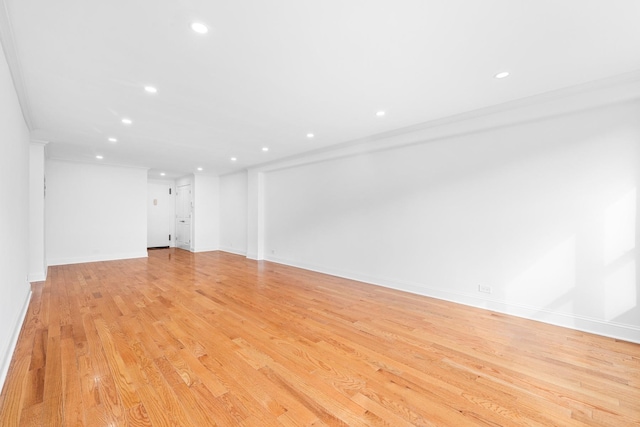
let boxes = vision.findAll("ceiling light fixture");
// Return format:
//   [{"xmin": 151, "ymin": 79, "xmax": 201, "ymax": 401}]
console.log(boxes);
[
  {"xmin": 262, "ymin": 147, "xmax": 269, "ymax": 152},
  {"xmin": 160, "ymin": 172, "xmax": 166, "ymax": 176},
  {"xmin": 197, "ymin": 167, "xmax": 203, "ymax": 171},
  {"xmin": 306, "ymin": 133, "xmax": 314, "ymax": 139},
  {"xmin": 191, "ymin": 22, "xmax": 208, "ymax": 34},
  {"xmin": 376, "ymin": 111, "xmax": 386, "ymax": 117},
  {"xmin": 96, "ymin": 155, "xmax": 103, "ymax": 160},
  {"xmin": 121, "ymin": 118, "xmax": 132, "ymax": 125},
  {"xmin": 494, "ymin": 71, "xmax": 510, "ymax": 79},
  {"xmin": 108, "ymin": 137, "xmax": 117, "ymax": 143},
  {"xmin": 144, "ymin": 86, "xmax": 158, "ymax": 94},
  {"xmin": 231, "ymin": 157, "xmax": 237, "ymax": 161}
]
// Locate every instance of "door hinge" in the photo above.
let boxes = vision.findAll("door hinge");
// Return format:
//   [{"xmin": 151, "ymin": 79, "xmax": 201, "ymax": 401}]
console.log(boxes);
[
  {"xmin": 169, "ymin": 188, "xmax": 172, "ymax": 195},
  {"xmin": 169, "ymin": 234, "xmax": 171, "ymax": 241}
]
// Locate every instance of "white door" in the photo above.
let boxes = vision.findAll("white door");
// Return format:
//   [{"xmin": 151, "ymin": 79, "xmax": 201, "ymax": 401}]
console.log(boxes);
[
  {"xmin": 147, "ymin": 183, "xmax": 174, "ymax": 248},
  {"xmin": 176, "ymin": 184, "xmax": 192, "ymax": 250}
]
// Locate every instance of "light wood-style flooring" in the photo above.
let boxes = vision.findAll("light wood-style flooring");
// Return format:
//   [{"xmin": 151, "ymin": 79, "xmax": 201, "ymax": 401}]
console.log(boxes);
[{"xmin": 1, "ymin": 249, "xmax": 639, "ymax": 426}]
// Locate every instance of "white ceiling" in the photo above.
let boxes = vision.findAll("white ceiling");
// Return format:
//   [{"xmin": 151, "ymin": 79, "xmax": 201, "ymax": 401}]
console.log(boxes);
[{"xmin": 2, "ymin": 0, "xmax": 640, "ymax": 178}]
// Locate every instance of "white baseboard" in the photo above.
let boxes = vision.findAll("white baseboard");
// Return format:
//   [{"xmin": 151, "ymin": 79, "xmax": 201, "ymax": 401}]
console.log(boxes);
[
  {"xmin": 0, "ymin": 288, "xmax": 32, "ymax": 393},
  {"xmin": 219, "ymin": 246, "xmax": 247, "ymax": 256},
  {"xmin": 266, "ymin": 255, "xmax": 640, "ymax": 344},
  {"xmin": 193, "ymin": 246, "xmax": 220, "ymax": 253},
  {"xmin": 47, "ymin": 251, "xmax": 148, "ymax": 266}
]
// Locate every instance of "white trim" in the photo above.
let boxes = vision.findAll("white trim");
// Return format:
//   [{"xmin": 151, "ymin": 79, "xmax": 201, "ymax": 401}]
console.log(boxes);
[
  {"xmin": 192, "ymin": 247, "xmax": 219, "ymax": 253},
  {"xmin": 47, "ymin": 251, "xmax": 148, "ymax": 266},
  {"xmin": 46, "ymin": 156, "xmax": 150, "ymax": 172},
  {"xmin": 219, "ymin": 247, "xmax": 247, "ymax": 256},
  {"xmin": 266, "ymin": 255, "xmax": 640, "ymax": 344},
  {"xmin": 0, "ymin": 288, "xmax": 32, "ymax": 392}
]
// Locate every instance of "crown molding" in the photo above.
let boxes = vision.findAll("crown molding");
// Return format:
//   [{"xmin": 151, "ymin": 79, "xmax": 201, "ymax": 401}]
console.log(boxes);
[
  {"xmin": 250, "ymin": 70, "xmax": 640, "ymax": 174},
  {"xmin": 0, "ymin": 0, "xmax": 35, "ymax": 130},
  {"xmin": 46, "ymin": 156, "xmax": 150, "ymax": 172}
]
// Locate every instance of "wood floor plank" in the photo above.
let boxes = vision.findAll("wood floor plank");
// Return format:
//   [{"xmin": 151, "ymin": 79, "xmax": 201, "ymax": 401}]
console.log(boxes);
[
  {"xmin": 92, "ymin": 316, "xmax": 142, "ymax": 410},
  {"xmin": 19, "ymin": 401, "xmax": 43, "ymax": 427},
  {"xmin": 41, "ymin": 334, "xmax": 63, "ymax": 427},
  {"xmin": 0, "ymin": 355, "xmax": 30, "ymax": 426},
  {"xmin": 125, "ymin": 403, "xmax": 153, "ymax": 427},
  {"xmin": 60, "ymin": 336, "xmax": 83, "ymax": 427},
  {"xmin": 1, "ymin": 249, "xmax": 639, "ymax": 426}
]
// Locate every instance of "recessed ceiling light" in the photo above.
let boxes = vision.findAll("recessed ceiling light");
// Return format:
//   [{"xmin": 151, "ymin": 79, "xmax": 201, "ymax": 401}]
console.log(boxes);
[
  {"xmin": 262, "ymin": 147, "xmax": 269, "ymax": 152},
  {"xmin": 160, "ymin": 172, "xmax": 166, "ymax": 176},
  {"xmin": 144, "ymin": 86, "xmax": 158, "ymax": 94},
  {"xmin": 96, "ymin": 155, "xmax": 103, "ymax": 160},
  {"xmin": 231, "ymin": 157, "xmax": 237, "ymax": 161},
  {"xmin": 306, "ymin": 133, "xmax": 314, "ymax": 139},
  {"xmin": 108, "ymin": 137, "xmax": 117, "ymax": 143},
  {"xmin": 197, "ymin": 167, "xmax": 203, "ymax": 171},
  {"xmin": 494, "ymin": 71, "xmax": 510, "ymax": 79},
  {"xmin": 376, "ymin": 111, "xmax": 386, "ymax": 117},
  {"xmin": 121, "ymin": 118, "xmax": 132, "ymax": 125},
  {"xmin": 191, "ymin": 22, "xmax": 208, "ymax": 34}
]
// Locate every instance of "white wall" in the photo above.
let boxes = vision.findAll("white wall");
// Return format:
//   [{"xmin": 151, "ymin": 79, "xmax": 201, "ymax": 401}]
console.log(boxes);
[
  {"xmin": 193, "ymin": 175, "xmax": 219, "ymax": 252},
  {"xmin": 219, "ymin": 171, "xmax": 248, "ymax": 255},
  {"xmin": 46, "ymin": 160, "xmax": 148, "ymax": 265},
  {"xmin": 29, "ymin": 141, "xmax": 47, "ymax": 281},
  {"xmin": 0, "ymin": 41, "xmax": 32, "ymax": 390},
  {"xmin": 261, "ymin": 99, "xmax": 640, "ymax": 343}
]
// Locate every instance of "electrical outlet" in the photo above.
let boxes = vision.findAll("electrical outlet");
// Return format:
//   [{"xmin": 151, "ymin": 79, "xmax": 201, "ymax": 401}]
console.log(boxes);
[{"xmin": 478, "ymin": 284, "xmax": 492, "ymax": 294}]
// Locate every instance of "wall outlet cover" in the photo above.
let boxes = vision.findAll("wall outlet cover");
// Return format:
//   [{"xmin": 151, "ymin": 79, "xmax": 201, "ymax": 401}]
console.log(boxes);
[{"xmin": 478, "ymin": 284, "xmax": 492, "ymax": 294}]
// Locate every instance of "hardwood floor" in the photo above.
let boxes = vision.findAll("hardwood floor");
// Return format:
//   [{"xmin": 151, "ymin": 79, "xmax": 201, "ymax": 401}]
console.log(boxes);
[{"xmin": 0, "ymin": 249, "xmax": 639, "ymax": 426}]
